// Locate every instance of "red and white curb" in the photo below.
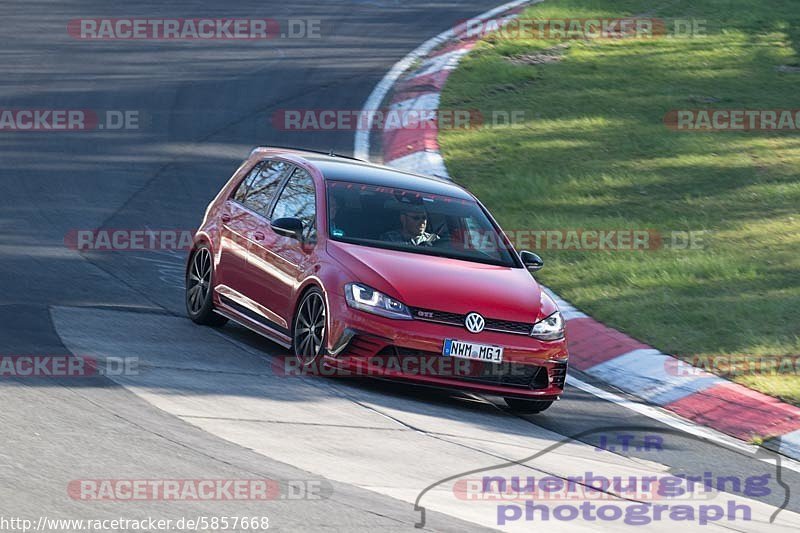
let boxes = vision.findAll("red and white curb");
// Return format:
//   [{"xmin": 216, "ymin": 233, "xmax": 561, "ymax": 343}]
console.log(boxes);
[
  {"xmin": 353, "ymin": 0, "xmax": 535, "ymax": 165},
  {"xmin": 353, "ymin": 0, "xmax": 800, "ymax": 461}
]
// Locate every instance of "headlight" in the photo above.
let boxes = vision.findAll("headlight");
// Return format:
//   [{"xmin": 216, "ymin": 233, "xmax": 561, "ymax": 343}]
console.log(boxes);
[
  {"xmin": 345, "ymin": 283, "xmax": 412, "ymax": 320},
  {"xmin": 530, "ymin": 311, "xmax": 565, "ymax": 340}
]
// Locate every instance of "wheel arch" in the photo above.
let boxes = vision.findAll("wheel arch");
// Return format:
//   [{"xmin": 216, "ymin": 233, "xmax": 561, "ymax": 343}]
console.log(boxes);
[
  {"xmin": 185, "ymin": 231, "xmax": 214, "ymax": 278},
  {"xmin": 291, "ymin": 277, "xmax": 329, "ymax": 336}
]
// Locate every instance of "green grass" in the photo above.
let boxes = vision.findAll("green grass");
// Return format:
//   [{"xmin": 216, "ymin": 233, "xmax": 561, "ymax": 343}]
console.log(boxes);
[{"xmin": 439, "ymin": 0, "xmax": 800, "ymax": 403}]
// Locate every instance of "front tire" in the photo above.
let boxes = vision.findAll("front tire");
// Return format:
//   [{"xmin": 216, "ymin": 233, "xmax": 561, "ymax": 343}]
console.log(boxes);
[
  {"xmin": 505, "ymin": 398, "xmax": 554, "ymax": 414},
  {"xmin": 292, "ymin": 287, "xmax": 327, "ymax": 366},
  {"xmin": 186, "ymin": 245, "xmax": 228, "ymax": 327}
]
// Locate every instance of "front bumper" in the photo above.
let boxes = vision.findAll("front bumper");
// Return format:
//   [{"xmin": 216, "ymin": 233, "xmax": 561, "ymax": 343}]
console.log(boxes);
[{"xmin": 324, "ymin": 293, "xmax": 569, "ymax": 400}]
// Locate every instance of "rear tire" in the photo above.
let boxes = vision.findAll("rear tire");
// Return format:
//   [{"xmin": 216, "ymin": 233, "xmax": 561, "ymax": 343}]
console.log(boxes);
[
  {"xmin": 186, "ymin": 245, "xmax": 228, "ymax": 327},
  {"xmin": 505, "ymin": 398, "xmax": 554, "ymax": 414}
]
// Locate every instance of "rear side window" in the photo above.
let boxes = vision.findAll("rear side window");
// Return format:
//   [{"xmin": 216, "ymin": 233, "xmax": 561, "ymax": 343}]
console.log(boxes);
[
  {"xmin": 271, "ymin": 168, "xmax": 317, "ymax": 241},
  {"xmin": 233, "ymin": 160, "xmax": 294, "ymax": 217}
]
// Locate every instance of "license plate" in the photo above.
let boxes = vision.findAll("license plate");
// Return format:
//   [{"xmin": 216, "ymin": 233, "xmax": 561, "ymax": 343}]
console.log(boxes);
[{"xmin": 443, "ymin": 339, "xmax": 504, "ymax": 363}]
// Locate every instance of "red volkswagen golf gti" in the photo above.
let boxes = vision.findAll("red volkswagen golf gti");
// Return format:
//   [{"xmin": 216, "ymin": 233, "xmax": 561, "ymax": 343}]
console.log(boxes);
[{"xmin": 186, "ymin": 147, "xmax": 568, "ymax": 412}]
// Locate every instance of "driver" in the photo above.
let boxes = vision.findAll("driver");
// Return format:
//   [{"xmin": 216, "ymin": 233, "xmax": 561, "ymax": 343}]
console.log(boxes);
[{"xmin": 380, "ymin": 204, "xmax": 440, "ymax": 246}]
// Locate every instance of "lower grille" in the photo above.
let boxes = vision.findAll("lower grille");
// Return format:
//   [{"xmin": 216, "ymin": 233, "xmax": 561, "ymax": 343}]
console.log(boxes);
[
  {"xmin": 347, "ymin": 336, "xmax": 387, "ymax": 357},
  {"xmin": 467, "ymin": 362, "xmax": 548, "ymax": 389}
]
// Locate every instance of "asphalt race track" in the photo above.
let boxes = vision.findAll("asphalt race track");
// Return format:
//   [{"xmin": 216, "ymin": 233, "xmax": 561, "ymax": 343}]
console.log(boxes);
[{"xmin": 1, "ymin": 1, "xmax": 799, "ymax": 531}]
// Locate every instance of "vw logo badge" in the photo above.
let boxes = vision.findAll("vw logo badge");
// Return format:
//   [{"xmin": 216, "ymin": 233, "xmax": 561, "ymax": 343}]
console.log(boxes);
[{"xmin": 465, "ymin": 312, "xmax": 485, "ymax": 333}]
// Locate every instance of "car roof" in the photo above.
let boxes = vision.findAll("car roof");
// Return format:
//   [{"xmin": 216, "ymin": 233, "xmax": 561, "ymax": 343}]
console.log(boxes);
[{"xmin": 250, "ymin": 147, "xmax": 475, "ymax": 200}]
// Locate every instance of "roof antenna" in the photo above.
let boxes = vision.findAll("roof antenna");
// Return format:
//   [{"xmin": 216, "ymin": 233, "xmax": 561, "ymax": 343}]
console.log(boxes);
[{"xmin": 329, "ymin": 148, "xmax": 335, "ymax": 157}]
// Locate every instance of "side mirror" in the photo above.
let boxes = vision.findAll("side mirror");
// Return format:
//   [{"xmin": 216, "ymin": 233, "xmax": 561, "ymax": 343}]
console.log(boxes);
[
  {"xmin": 271, "ymin": 217, "xmax": 304, "ymax": 240},
  {"xmin": 520, "ymin": 250, "xmax": 544, "ymax": 272}
]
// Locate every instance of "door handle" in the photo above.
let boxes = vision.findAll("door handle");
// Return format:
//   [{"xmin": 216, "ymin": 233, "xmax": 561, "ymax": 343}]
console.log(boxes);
[
  {"xmin": 221, "ymin": 213, "xmax": 232, "ymax": 223},
  {"xmin": 253, "ymin": 231, "xmax": 266, "ymax": 241}
]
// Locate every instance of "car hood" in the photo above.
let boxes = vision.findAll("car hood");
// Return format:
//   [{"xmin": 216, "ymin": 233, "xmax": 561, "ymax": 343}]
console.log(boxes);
[{"xmin": 327, "ymin": 241, "xmax": 551, "ymax": 323}]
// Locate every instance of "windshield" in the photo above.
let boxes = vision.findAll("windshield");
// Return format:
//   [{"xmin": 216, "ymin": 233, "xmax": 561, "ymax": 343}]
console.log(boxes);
[{"xmin": 326, "ymin": 180, "xmax": 520, "ymax": 267}]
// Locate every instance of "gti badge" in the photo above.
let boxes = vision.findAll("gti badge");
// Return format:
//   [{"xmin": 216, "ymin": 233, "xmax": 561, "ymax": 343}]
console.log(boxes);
[{"xmin": 465, "ymin": 312, "xmax": 485, "ymax": 333}]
